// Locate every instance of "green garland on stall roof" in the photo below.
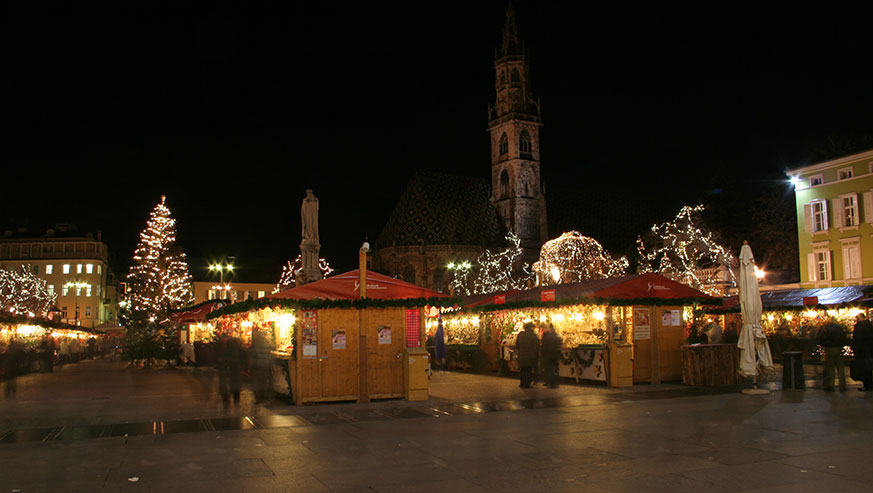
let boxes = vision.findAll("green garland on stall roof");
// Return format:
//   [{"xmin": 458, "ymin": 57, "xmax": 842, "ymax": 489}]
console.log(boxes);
[
  {"xmin": 464, "ymin": 296, "xmax": 720, "ymax": 313},
  {"xmin": 702, "ymin": 300, "xmax": 873, "ymax": 315},
  {"xmin": 205, "ymin": 296, "xmax": 462, "ymax": 320},
  {"xmin": 0, "ymin": 313, "xmax": 99, "ymax": 333}
]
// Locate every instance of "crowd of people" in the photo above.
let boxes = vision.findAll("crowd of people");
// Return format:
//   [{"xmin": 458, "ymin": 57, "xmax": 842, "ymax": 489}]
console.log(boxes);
[
  {"xmin": 514, "ymin": 321, "xmax": 564, "ymax": 389},
  {"xmin": 817, "ymin": 313, "xmax": 873, "ymax": 392}
]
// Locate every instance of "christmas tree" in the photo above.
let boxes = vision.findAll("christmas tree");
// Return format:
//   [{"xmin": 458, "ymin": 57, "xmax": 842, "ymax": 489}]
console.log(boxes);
[{"xmin": 121, "ymin": 196, "xmax": 193, "ymax": 362}]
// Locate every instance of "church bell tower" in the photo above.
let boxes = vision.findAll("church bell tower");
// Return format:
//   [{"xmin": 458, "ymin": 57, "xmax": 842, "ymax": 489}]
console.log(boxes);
[{"xmin": 488, "ymin": 2, "xmax": 547, "ymax": 265}]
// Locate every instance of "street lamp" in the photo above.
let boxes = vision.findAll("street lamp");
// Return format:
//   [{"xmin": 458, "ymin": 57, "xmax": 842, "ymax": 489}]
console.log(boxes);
[{"xmin": 208, "ymin": 261, "xmax": 235, "ymax": 300}]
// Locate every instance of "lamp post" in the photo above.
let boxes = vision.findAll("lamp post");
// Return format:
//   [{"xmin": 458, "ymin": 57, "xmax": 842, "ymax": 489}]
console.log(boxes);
[{"xmin": 208, "ymin": 261, "xmax": 235, "ymax": 301}]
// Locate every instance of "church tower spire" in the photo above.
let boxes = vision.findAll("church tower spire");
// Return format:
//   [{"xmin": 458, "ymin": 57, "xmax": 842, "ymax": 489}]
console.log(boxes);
[{"xmin": 488, "ymin": 2, "xmax": 547, "ymax": 265}]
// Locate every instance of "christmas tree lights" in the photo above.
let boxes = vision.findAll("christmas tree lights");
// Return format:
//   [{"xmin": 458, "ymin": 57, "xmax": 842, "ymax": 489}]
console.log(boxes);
[
  {"xmin": 636, "ymin": 204, "xmax": 736, "ymax": 296},
  {"xmin": 532, "ymin": 231, "xmax": 628, "ymax": 286},
  {"xmin": 273, "ymin": 254, "xmax": 334, "ymax": 293},
  {"xmin": 123, "ymin": 196, "xmax": 194, "ymax": 328},
  {"xmin": 0, "ymin": 265, "xmax": 57, "ymax": 317}
]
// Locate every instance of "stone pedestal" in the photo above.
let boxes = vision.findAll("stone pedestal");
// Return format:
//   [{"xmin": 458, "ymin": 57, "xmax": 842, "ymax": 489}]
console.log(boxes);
[{"xmin": 300, "ymin": 239, "xmax": 323, "ymax": 283}]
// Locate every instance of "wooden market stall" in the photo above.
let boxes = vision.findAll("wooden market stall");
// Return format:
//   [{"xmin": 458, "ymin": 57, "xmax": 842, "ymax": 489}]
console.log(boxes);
[
  {"xmin": 208, "ymin": 269, "xmax": 451, "ymax": 404},
  {"xmin": 441, "ymin": 273, "xmax": 716, "ymax": 387}
]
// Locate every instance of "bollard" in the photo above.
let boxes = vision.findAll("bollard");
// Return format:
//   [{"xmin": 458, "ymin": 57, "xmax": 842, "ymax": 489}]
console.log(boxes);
[{"xmin": 782, "ymin": 351, "xmax": 805, "ymax": 390}]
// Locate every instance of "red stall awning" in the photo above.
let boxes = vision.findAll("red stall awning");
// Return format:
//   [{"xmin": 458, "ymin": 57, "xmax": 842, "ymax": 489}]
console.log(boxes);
[{"xmin": 267, "ymin": 269, "xmax": 449, "ymax": 301}]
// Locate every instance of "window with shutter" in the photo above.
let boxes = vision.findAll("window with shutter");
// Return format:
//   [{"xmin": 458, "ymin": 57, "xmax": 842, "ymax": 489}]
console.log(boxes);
[
  {"xmin": 807, "ymin": 253, "xmax": 817, "ymax": 282},
  {"xmin": 803, "ymin": 204, "xmax": 813, "ymax": 233},
  {"xmin": 810, "ymin": 200, "xmax": 828, "ymax": 232}
]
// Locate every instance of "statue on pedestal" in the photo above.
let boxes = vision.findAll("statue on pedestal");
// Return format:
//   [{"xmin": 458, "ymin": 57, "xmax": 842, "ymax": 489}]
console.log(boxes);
[{"xmin": 299, "ymin": 190, "xmax": 323, "ymax": 283}]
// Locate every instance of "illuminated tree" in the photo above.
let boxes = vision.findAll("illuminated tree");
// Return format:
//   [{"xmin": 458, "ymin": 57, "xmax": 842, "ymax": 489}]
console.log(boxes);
[
  {"xmin": 122, "ymin": 196, "xmax": 194, "ymax": 335},
  {"xmin": 273, "ymin": 254, "xmax": 334, "ymax": 293},
  {"xmin": 533, "ymin": 231, "xmax": 628, "ymax": 286},
  {"xmin": 0, "ymin": 265, "xmax": 57, "ymax": 317},
  {"xmin": 636, "ymin": 204, "xmax": 736, "ymax": 295},
  {"xmin": 448, "ymin": 233, "xmax": 533, "ymax": 296}
]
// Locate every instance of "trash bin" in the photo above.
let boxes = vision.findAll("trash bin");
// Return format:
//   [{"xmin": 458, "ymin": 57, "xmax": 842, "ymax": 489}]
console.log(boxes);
[
  {"xmin": 405, "ymin": 347, "xmax": 430, "ymax": 401},
  {"xmin": 782, "ymin": 351, "xmax": 805, "ymax": 390}
]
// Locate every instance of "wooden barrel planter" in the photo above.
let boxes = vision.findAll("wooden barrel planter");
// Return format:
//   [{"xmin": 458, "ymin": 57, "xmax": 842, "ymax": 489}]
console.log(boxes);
[{"xmin": 681, "ymin": 344, "xmax": 742, "ymax": 386}]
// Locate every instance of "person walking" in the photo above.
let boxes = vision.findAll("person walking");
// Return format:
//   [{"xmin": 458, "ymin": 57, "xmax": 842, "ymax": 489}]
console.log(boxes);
[
  {"xmin": 817, "ymin": 319, "xmax": 848, "ymax": 392},
  {"xmin": 541, "ymin": 322, "xmax": 563, "ymax": 388},
  {"xmin": 851, "ymin": 312, "xmax": 873, "ymax": 391},
  {"xmin": 217, "ymin": 334, "xmax": 244, "ymax": 404},
  {"xmin": 250, "ymin": 329, "xmax": 274, "ymax": 403},
  {"xmin": 515, "ymin": 322, "xmax": 539, "ymax": 388}
]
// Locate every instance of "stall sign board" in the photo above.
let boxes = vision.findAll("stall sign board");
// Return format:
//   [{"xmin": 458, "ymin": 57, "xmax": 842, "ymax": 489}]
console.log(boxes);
[
  {"xmin": 803, "ymin": 296, "xmax": 818, "ymax": 306},
  {"xmin": 378, "ymin": 325, "xmax": 392, "ymax": 345},
  {"xmin": 301, "ymin": 310, "xmax": 318, "ymax": 359},
  {"xmin": 541, "ymin": 289, "xmax": 556, "ymax": 302},
  {"xmin": 331, "ymin": 330, "xmax": 346, "ymax": 350},
  {"xmin": 494, "ymin": 295, "xmax": 506, "ymax": 305}
]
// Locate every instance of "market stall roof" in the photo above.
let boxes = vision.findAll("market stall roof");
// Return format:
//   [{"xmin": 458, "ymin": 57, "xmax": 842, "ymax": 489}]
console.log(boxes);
[
  {"xmin": 500, "ymin": 273, "xmax": 714, "ymax": 305},
  {"xmin": 172, "ymin": 301, "xmax": 229, "ymax": 324},
  {"xmin": 267, "ymin": 269, "xmax": 449, "ymax": 301},
  {"xmin": 462, "ymin": 290, "xmax": 521, "ymax": 308},
  {"xmin": 94, "ymin": 322, "xmax": 125, "ymax": 335},
  {"xmin": 714, "ymin": 284, "xmax": 873, "ymax": 311}
]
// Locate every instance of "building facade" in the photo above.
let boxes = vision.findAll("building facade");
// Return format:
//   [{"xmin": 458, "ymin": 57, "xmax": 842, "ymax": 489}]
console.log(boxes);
[
  {"xmin": 488, "ymin": 1, "xmax": 548, "ymax": 264},
  {"xmin": 788, "ymin": 149, "xmax": 873, "ymax": 287},
  {"xmin": 373, "ymin": 4, "xmax": 547, "ymax": 290},
  {"xmin": 0, "ymin": 225, "xmax": 119, "ymax": 327}
]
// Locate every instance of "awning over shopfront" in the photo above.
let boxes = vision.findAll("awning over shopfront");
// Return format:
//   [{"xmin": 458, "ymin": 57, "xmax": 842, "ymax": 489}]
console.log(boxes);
[
  {"xmin": 267, "ymin": 269, "xmax": 449, "ymax": 301},
  {"xmin": 172, "ymin": 301, "xmax": 228, "ymax": 324},
  {"xmin": 714, "ymin": 284, "xmax": 873, "ymax": 312}
]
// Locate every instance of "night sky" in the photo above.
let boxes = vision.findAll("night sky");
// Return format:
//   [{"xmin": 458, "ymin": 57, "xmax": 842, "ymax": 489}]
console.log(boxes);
[{"xmin": 6, "ymin": 1, "xmax": 872, "ymax": 280}]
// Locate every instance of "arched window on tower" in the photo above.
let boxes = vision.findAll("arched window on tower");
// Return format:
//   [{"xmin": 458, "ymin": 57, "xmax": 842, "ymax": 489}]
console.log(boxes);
[
  {"xmin": 499, "ymin": 70, "xmax": 506, "ymax": 87},
  {"xmin": 510, "ymin": 68, "xmax": 520, "ymax": 86},
  {"xmin": 499, "ymin": 133, "xmax": 508, "ymax": 156},
  {"xmin": 499, "ymin": 169, "xmax": 510, "ymax": 199},
  {"xmin": 519, "ymin": 131, "xmax": 532, "ymax": 159}
]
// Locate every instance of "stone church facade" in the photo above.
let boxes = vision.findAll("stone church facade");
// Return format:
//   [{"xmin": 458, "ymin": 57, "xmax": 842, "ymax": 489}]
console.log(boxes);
[{"xmin": 373, "ymin": 4, "xmax": 547, "ymax": 292}]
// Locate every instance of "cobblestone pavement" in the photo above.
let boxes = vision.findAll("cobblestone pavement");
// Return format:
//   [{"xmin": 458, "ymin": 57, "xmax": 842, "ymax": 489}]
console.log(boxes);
[{"xmin": 1, "ymin": 359, "xmax": 871, "ymax": 492}]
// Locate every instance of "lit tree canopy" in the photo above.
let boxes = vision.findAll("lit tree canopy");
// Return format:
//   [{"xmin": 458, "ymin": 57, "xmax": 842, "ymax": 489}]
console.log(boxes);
[
  {"xmin": 273, "ymin": 254, "xmax": 335, "ymax": 293},
  {"xmin": 636, "ymin": 204, "xmax": 736, "ymax": 295},
  {"xmin": 448, "ymin": 233, "xmax": 533, "ymax": 296},
  {"xmin": 123, "ymin": 196, "xmax": 194, "ymax": 327},
  {"xmin": 533, "ymin": 231, "xmax": 628, "ymax": 286},
  {"xmin": 0, "ymin": 265, "xmax": 57, "ymax": 317}
]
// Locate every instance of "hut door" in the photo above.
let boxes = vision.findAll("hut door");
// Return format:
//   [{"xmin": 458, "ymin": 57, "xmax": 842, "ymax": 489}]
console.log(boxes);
[
  {"xmin": 317, "ymin": 309, "xmax": 360, "ymax": 400},
  {"xmin": 364, "ymin": 308, "xmax": 405, "ymax": 398},
  {"xmin": 656, "ymin": 307, "xmax": 684, "ymax": 382},
  {"xmin": 632, "ymin": 306, "xmax": 653, "ymax": 383}
]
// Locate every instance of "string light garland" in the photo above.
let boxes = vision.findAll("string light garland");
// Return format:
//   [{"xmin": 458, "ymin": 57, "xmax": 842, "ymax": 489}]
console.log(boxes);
[
  {"xmin": 0, "ymin": 265, "xmax": 57, "ymax": 317},
  {"xmin": 273, "ymin": 254, "xmax": 335, "ymax": 293},
  {"xmin": 532, "ymin": 231, "xmax": 628, "ymax": 286},
  {"xmin": 123, "ymin": 196, "xmax": 194, "ymax": 326},
  {"xmin": 448, "ymin": 233, "xmax": 533, "ymax": 296},
  {"xmin": 636, "ymin": 204, "xmax": 736, "ymax": 296}
]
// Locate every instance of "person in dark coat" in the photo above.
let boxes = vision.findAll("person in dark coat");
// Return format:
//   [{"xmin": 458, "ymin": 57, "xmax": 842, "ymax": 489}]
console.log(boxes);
[
  {"xmin": 540, "ymin": 322, "xmax": 563, "ymax": 388},
  {"xmin": 817, "ymin": 319, "xmax": 848, "ymax": 392},
  {"xmin": 217, "ymin": 335, "xmax": 244, "ymax": 404},
  {"xmin": 250, "ymin": 329, "xmax": 274, "ymax": 403},
  {"xmin": 851, "ymin": 313, "xmax": 873, "ymax": 391},
  {"xmin": 515, "ymin": 322, "xmax": 540, "ymax": 388}
]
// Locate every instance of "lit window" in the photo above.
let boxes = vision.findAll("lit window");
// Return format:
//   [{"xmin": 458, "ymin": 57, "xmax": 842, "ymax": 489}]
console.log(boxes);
[
  {"xmin": 98, "ymin": 265, "xmax": 102, "ymax": 275},
  {"xmin": 842, "ymin": 194, "xmax": 859, "ymax": 227},
  {"xmin": 48, "ymin": 285, "xmax": 55, "ymax": 295},
  {"xmin": 811, "ymin": 200, "xmax": 828, "ymax": 232},
  {"xmin": 257, "ymin": 291, "xmax": 265, "ymax": 298},
  {"xmin": 816, "ymin": 251, "xmax": 831, "ymax": 281},
  {"xmin": 46, "ymin": 265, "xmax": 53, "ymax": 274},
  {"xmin": 86, "ymin": 264, "xmax": 93, "ymax": 274},
  {"xmin": 838, "ymin": 167, "xmax": 854, "ymax": 180},
  {"xmin": 76, "ymin": 264, "xmax": 83, "ymax": 274},
  {"xmin": 809, "ymin": 174, "xmax": 823, "ymax": 186},
  {"xmin": 85, "ymin": 306, "xmax": 92, "ymax": 317},
  {"xmin": 85, "ymin": 285, "xmax": 92, "ymax": 297},
  {"xmin": 63, "ymin": 264, "xmax": 70, "ymax": 274},
  {"xmin": 62, "ymin": 285, "xmax": 70, "ymax": 296}
]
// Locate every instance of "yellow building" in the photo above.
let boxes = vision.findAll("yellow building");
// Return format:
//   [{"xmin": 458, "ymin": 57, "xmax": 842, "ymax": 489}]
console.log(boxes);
[
  {"xmin": 788, "ymin": 149, "xmax": 873, "ymax": 287},
  {"xmin": 0, "ymin": 224, "xmax": 119, "ymax": 327},
  {"xmin": 188, "ymin": 257, "xmax": 279, "ymax": 305}
]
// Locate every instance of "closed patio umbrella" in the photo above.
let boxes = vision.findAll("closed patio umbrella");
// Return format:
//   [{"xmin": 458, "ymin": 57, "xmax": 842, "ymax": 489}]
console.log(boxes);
[{"xmin": 737, "ymin": 241, "xmax": 774, "ymax": 393}]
